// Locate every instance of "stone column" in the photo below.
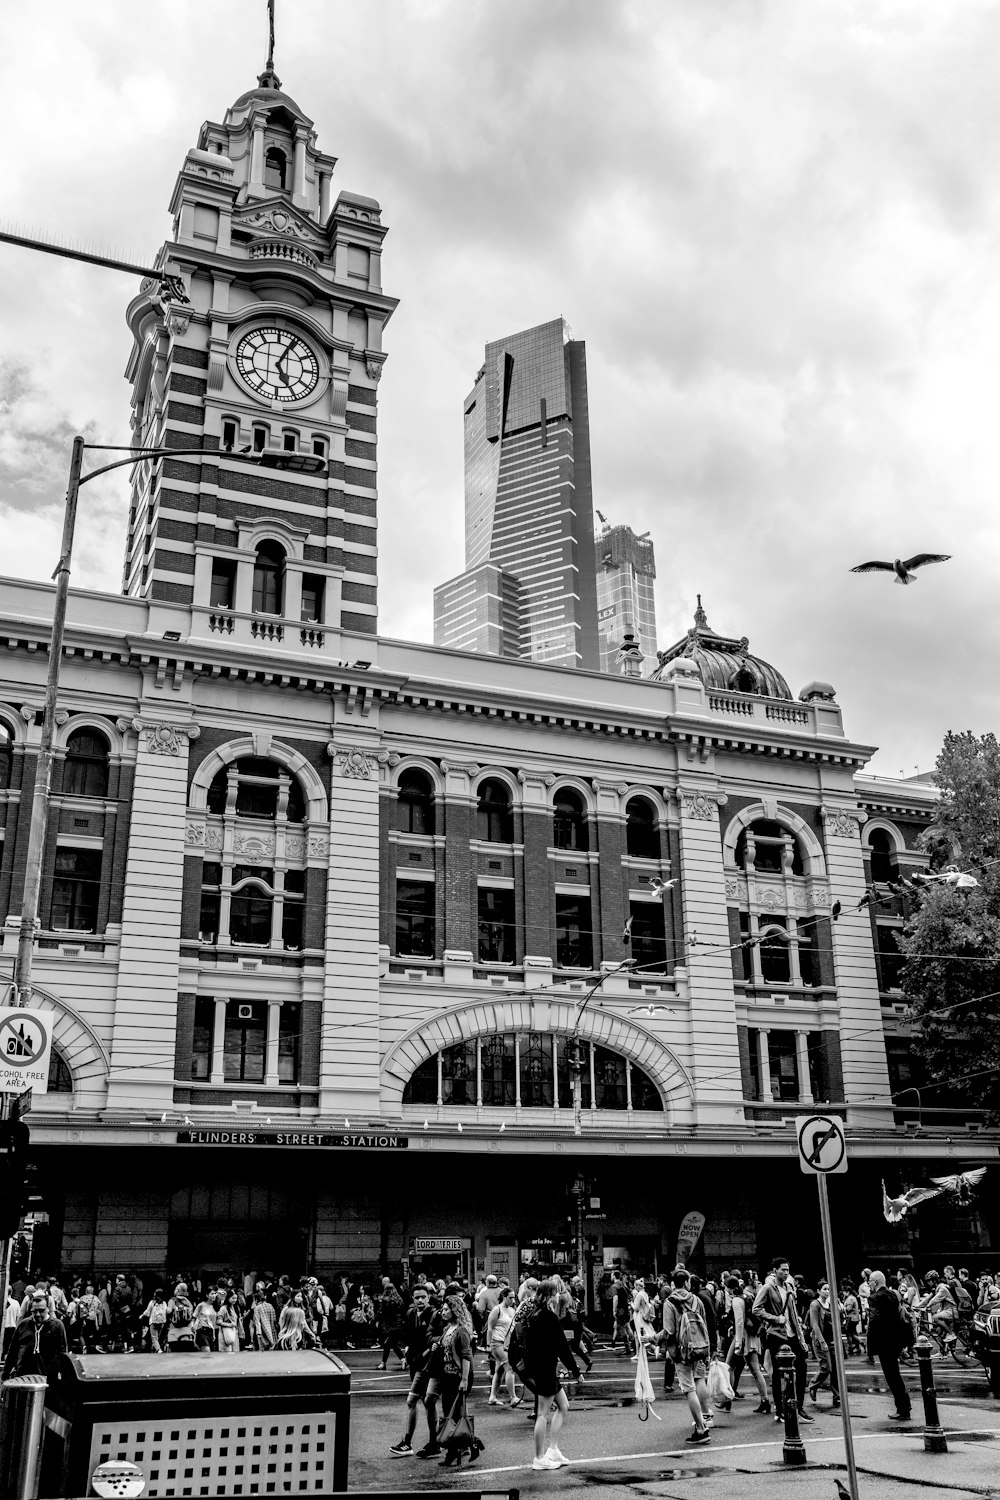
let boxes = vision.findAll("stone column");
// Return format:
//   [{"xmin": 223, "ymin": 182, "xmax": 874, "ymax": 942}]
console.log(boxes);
[
  {"xmin": 757, "ymin": 1028, "xmax": 774, "ymax": 1102},
  {"xmin": 821, "ymin": 804, "xmax": 893, "ymax": 1126},
  {"xmin": 795, "ymin": 1030, "xmax": 812, "ymax": 1103},
  {"xmin": 293, "ymin": 126, "xmax": 309, "ymax": 207},
  {"xmin": 318, "ymin": 168, "xmax": 332, "ymax": 222},
  {"xmin": 106, "ymin": 717, "xmax": 200, "ymax": 1111},
  {"xmin": 210, "ymin": 997, "xmax": 227, "ymax": 1084},
  {"xmin": 265, "ymin": 997, "xmax": 282, "ymax": 1087},
  {"xmin": 673, "ymin": 781, "xmax": 746, "ymax": 1127},
  {"xmin": 249, "ymin": 118, "xmax": 265, "ymax": 191},
  {"xmin": 318, "ymin": 739, "xmax": 386, "ymax": 1115}
]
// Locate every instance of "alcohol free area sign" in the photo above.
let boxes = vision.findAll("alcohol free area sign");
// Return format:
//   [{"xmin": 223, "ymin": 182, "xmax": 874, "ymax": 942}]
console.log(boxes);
[{"xmin": 0, "ymin": 1006, "xmax": 54, "ymax": 1094}]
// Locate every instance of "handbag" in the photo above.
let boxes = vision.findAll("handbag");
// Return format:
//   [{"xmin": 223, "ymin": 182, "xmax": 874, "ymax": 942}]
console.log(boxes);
[{"xmin": 437, "ymin": 1393, "xmax": 478, "ymax": 1452}]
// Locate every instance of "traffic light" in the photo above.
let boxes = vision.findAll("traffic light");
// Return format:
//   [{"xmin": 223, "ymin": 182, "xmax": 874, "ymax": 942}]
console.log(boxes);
[{"xmin": 0, "ymin": 1119, "xmax": 30, "ymax": 1239}]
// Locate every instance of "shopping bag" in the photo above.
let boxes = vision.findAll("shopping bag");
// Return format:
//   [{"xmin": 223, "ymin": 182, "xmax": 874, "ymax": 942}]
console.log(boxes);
[
  {"xmin": 708, "ymin": 1357, "xmax": 735, "ymax": 1404},
  {"xmin": 438, "ymin": 1394, "xmax": 477, "ymax": 1451}
]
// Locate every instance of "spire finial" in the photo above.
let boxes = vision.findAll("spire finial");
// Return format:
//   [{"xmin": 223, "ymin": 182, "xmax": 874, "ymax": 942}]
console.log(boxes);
[
  {"xmin": 257, "ymin": 0, "xmax": 282, "ymax": 90},
  {"xmin": 693, "ymin": 593, "xmax": 708, "ymax": 629}
]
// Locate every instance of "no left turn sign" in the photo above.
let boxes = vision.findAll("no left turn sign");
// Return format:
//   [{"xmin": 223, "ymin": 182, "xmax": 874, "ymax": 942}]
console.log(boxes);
[{"xmin": 797, "ymin": 1112, "xmax": 848, "ymax": 1175}]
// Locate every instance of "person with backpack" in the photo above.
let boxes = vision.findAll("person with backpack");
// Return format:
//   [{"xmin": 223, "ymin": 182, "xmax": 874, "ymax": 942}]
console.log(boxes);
[
  {"xmin": 943, "ymin": 1265, "xmax": 975, "ymax": 1320},
  {"xmin": 662, "ymin": 1267, "xmax": 713, "ymax": 1444},
  {"xmin": 166, "ymin": 1282, "xmax": 196, "ymax": 1351},
  {"xmin": 723, "ymin": 1274, "xmax": 769, "ymax": 1411},
  {"xmin": 752, "ymin": 1258, "xmax": 814, "ymax": 1424}
]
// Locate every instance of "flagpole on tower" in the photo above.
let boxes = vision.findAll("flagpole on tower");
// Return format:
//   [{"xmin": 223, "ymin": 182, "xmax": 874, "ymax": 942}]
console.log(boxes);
[{"xmin": 267, "ymin": 0, "xmax": 276, "ymax": 71}]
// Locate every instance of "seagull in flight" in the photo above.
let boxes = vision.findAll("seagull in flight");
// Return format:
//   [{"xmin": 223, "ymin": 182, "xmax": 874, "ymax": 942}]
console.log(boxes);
[
  {"xmin": 930, "ymin": 1167, "xmax": 988, "ymax": 1204},
  {"xmin": 850, "ymin": 553, "xmax": 951, "ymax": 585},
  {"xmin": 881, "ymin": 1176, "xmax": 941, "ymax": 1224},
  {"xmin": 882, "ymin": 1180, "xmax": 941, "ymax": 1223}
]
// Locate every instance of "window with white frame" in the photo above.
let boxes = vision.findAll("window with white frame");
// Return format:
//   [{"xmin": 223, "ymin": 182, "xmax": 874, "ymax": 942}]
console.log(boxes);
[{"xmin": 403, "ymin": 1035, "xmax": 663, "ymax": 1112}]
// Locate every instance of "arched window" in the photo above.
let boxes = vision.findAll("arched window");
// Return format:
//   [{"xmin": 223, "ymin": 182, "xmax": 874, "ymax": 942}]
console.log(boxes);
[
  {"xmin": 553, "ymin": 788, "xmax": 588, "ymax": 852},
  {"xmin": 264, "ymin": 147, "xmax": 287, "ymax": 190},
  {"xmin": 735, "ymin": 819, "xmax": 803, "ymax": 876},
  {"xmin": 625, "ymin": 797, "xmax": 658, "ymax": 859},
  {"xmin": 0, "ymin": 721, "xmax": 12, "ymax": 791},
  {"xmin": 477, "ymin": 779, "xmax": 513, "ymax": 843},
  {"xmin": 199, "ymin": 756, "xmax": 309, "ymax": 950},
  {"xmin": 397, "ymin": 768, "xmax": 435, "ymax": 836},
  {"xmin": 63, "ymin": 728, "xmax": 110, "ymax": 798},
  {"xmin": 733, "ymin": 666, "xmax": 756, "ymax": 694},
  {"xmin": 402, "ymin": 1034, "xmax": 663, "ymax": 1113},
  {"xmin": 252, "ymin": 541, "xmax": 285, "ymax": 616},
  {"xmin": 867, "ymin": 828, "xmax": 895, "ymax": 884},
  {"xmin": 48, "ymin": 1048, "xmax": 73, "ymax": 1094}
]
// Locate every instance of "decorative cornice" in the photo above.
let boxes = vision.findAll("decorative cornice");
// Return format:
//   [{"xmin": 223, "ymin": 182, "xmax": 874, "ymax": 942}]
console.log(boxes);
[
  {"xmin": 327, "ymin": 742, "xmax": 389, "ymax": 779},
  {"xmin": 132, "ymin": 718, "xmax": 201, "ymax": 756},
  {"xmin": 821, "ymin": 807, "xmax": 866, "ymax": 838}
]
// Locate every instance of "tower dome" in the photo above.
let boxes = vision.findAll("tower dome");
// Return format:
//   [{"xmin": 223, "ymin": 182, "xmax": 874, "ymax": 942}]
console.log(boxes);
[{"xmin": 652, "ymin": 596, "xmax": 793, "ymax": 700}]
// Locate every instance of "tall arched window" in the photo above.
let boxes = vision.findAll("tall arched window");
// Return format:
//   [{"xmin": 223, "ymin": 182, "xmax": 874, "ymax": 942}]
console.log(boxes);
[
  {"xmin": 63, "ymin": 728, "xmax": 110, "ymax": 798},
  {"xmin": 252, "ymin": 541, "xmax": 285, "ymax": 616},
  {"xmin": 735, "ymin": 819, "xmax": 804, "ymax": 876},
  {"xmin": 625, "ymin": 797, "xmax": 658, "ymax": 859},
  {"xmin": 200, "ymin": 756, "xmax": 308, "ymax": 950},
  {"xmin": 478, "ymin": 779, "xmax": 513, "ymax": 843},
  {"xmin": 553, "ymin": 788, "xmax": 588, "ymax": 852},
  {"xmin": 397, "ymin": 768, "xmax": 435, "ymax": 835},
  {"xmin": 264, "ymin": 147, "xmax": 287, "ymax": 190},
  {"xmin": 0, "ymin": 721, "xmax": 12, "ymax": 791},
  {"xmin": 867, "ymin": 828, "xmax": 895, "ymax": 884}
]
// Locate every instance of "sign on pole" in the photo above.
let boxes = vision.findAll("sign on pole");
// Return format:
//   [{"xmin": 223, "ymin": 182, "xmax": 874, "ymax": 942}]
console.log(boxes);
[
  {"xmin": 797, "ymin": 1113, "xmax": 848, "ymax": 1175},
  {"xmin": 0, "ymin": 1007, "xmax": 54, "ymax": 1096}
]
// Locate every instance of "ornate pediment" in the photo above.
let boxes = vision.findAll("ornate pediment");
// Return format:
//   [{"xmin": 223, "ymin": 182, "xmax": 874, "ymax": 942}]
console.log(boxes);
[{"xmin": 233, "ymin": 201, "xmax": 325, "ymax": 249}]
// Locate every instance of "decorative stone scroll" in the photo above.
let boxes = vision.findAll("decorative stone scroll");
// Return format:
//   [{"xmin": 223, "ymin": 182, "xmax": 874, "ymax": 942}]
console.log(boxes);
[
  {"xmin": 133, "ymin": 718, "xmax": 200, "ymax": 756},
  {"xmin": 823, "ymin": 808, "xmax": 865, "ymax": 839},
  {"xmin": 365, "ymin": 354, "xmax": 385, "ymax": 384},
  {"xmin": 676, "ymin": 788, "xmax": 728, "ymax": 821},
  {"xmin": 327, "ymin": 742, "xmax": 389, "ymax": 780}
]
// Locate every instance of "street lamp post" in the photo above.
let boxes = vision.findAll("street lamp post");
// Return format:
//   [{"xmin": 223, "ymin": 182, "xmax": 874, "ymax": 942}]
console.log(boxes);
[{"xmin": 9, "ymin": 439, "xmax": 322, "ymax": 1011}]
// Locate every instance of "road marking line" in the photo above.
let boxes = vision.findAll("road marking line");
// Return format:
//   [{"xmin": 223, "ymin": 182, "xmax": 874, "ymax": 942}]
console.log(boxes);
[{"xmin": 462, "ymin": 1425, "xmax": 1000, "ymax": 1479}]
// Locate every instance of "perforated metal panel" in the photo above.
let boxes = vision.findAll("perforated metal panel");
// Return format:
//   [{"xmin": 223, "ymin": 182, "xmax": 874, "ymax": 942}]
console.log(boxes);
[{"xmin": 88, "ymin": 1413, "xmax": 335, "ymax": 1497}]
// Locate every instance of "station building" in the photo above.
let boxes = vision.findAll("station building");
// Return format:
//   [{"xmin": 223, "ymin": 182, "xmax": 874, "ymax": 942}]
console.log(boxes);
[{"xmin": 1, "ymin": 59, "xmax": 996, "ymax": 1298}]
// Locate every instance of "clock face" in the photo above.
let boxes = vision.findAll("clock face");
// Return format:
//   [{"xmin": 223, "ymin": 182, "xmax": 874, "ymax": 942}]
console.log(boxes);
[{"xmin": 235, "ymin": 327, "xmax": 320, "ymax": 403}]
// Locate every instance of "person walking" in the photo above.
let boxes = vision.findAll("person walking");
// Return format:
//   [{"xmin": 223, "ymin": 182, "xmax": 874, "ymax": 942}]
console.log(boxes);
[
  {"xmin": 2, "ymin": 1290, "xmax": 68, "ymax": 1383},
  {"xmin": 76, "ymin": 1282, "xmax": 103, "ymax": 1353},
  {"xmin": 724, "ymin": 1274, "xmax": 769, "ymax": 1412},
  {"xmin": 662, "ymin": 1268, "xmax": 713, "ymax": 1444},
  {"xmin": 192, "ymin": 1292, "xmax": 218, "ymax": 1352},
  {"xmin": 520, "ymin": 1279, "xmax": 580, "ymax": 1471},
  {"xmin": 752, "ymin": 1258, "xmax": 814, "ymax": 1425},
  {"xmin": 435, "ymin": 1294, "xmax": 477, "ymax": 1468},
  {"xmin": 486, "ymin": 1286, "xmax": 521, "ymax": 1405},
  {"xmin": 376, "ymin": 1277, "xmax": 407, "ymax": 1369},
  {"xmin": 867, "ymin": 1271, "xmax": 911, "ymax": 1422},
  {"xmin": 142, "ymin": 1289, "xmax": 169, "ymax": 1354},
  {"xmin": 166, "ymin": 1282, "xmax": 197, "ymax": 1352},
  {"xmin": 217, "ymin": 1291, "xmax": 240, "ymax": 1352},
  {"xmin": 249, "ymin": 1286, "xmax": 277, "ymax": 1350},
  {"xmin": 806, "ymin": 1282, "xmax": 840, "ymax": 1408},
  {"xmin": 389, "ymin": 1283, "xmax": 438, "ymax": 1458}
]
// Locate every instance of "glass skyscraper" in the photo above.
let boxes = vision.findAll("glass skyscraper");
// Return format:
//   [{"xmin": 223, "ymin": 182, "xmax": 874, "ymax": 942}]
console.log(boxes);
[
  {"xmin": 595, "ymin": 522, "xmax": 658, "ymax": 675},
  {"xmin": 434, "ymin": 318, "xmax": 600, "ymax": 670}
]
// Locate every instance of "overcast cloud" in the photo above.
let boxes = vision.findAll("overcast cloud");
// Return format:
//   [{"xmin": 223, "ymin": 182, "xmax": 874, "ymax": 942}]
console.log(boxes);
[{"xmin": 3, "ymin": 0, "xmax": 1000, "ymax": 775}]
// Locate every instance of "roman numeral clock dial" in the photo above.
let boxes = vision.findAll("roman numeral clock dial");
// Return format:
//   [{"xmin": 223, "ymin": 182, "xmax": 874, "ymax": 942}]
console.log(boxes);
[{"xmin": 235, "ymin": 327, "xmax": 320, "ymax": 403}]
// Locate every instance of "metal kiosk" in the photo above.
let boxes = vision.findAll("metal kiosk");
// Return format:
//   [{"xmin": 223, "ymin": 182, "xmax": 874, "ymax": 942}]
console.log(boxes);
[{"xmin": 40, "ymin": 1349, "xmax": 350, "ymax": 1498}]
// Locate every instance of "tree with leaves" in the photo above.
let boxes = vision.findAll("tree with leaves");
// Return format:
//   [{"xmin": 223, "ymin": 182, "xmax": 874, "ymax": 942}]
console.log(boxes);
[{"xmin": 896, "ymin": 731, "xmax": 1000, "ymax": 1120}]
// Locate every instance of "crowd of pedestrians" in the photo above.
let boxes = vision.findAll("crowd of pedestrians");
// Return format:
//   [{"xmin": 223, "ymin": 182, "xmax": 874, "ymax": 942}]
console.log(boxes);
[{"xmin": 4, "ymin": 1256, "xmax": 997, "ymax": 1468}]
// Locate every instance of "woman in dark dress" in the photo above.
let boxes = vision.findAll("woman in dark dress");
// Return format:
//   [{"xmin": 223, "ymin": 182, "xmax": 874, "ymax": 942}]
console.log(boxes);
[{"xmin": 522, "ymin": 1278, "xmax": 581, "ymax": 1471}]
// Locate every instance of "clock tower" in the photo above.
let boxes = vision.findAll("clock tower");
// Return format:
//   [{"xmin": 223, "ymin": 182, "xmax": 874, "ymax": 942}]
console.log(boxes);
[{"xmin": 122, "ymin": 49, "xmax": 396, "ymax": 640}]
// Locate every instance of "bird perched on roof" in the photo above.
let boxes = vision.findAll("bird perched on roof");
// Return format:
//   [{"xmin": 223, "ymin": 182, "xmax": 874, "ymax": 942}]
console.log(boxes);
[
  {"xmin": 850, "ymin": 553, "xmax": 951, "ymax": 585},
  {"xmin": 882, "ymin": 1180, "xmax": 941, "ymax": 1223},
  {"xmin": 929, "ymin": 1167, "xmax": 988, "ymax": 1204}
]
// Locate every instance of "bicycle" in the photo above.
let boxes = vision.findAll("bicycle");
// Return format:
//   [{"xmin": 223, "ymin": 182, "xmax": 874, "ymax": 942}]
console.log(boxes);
[{"xmin": 914, "ymin": 1307, "xmax": 972, "ymax": 1365}]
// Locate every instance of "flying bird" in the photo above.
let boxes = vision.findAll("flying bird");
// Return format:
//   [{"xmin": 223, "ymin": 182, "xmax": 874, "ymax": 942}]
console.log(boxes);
[
  {"xmin": 930, "ymin": 1167, "xmax": 988, "ymax": 1204},
  {"xmin": 882, "ymin": 1179, "xmax": 942, "ymax": 1223},
  {"xmin": 622, "ymin": 916, "xmax": 634, "ymax": 943},
  {"xmin": 649, "ymin": 878, "xmax": 677, "ymax": 897},
  {"xmin": 850, "ymin": 553, "xmax": 951, "ymax": 585}
]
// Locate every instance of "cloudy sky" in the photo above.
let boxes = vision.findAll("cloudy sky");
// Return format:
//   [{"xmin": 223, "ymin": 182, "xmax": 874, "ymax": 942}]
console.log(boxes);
[{"xmin": 3, "ymin": 0, "xmax": 1000, "ymax": 776}]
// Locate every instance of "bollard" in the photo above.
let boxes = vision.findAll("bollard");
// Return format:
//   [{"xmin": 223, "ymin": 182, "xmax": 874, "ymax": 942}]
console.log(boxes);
[
  {"xmin": 915, "ymin": 1335, "xmax": 948, "ymax": 1453},
  {"xmin": 777, "ymin": 1346, "xmax": 806, "ymax": 1466},
  {"xmin": 0, "ymin": 1375, "xmax": 48, "ymax": 1500}
]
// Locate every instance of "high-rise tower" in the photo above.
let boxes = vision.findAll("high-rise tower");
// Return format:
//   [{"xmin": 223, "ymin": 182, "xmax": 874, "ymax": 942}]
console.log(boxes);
[
  {"xmin": 595, "ymin": 520, "xmax": 658, "ymax": 674},
  {"xmin": 434, "ymin": 318, "xmax": 600, "ymax": 670},
  {"xmin": 122, "ymin": 44, "xmax": 396, "ymax": 640}
]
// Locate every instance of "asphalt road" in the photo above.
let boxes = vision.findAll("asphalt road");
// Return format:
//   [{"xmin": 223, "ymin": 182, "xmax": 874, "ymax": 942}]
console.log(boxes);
[{"xmin": 342, "ymin": 1345, "xmax": 1000, "ymax": 1498}]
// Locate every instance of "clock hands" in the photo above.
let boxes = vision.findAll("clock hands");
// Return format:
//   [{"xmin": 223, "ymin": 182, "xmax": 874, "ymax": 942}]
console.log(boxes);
[{"xmin": 275, "ymin": 336, "xmax": 292, "ymax": 389}]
